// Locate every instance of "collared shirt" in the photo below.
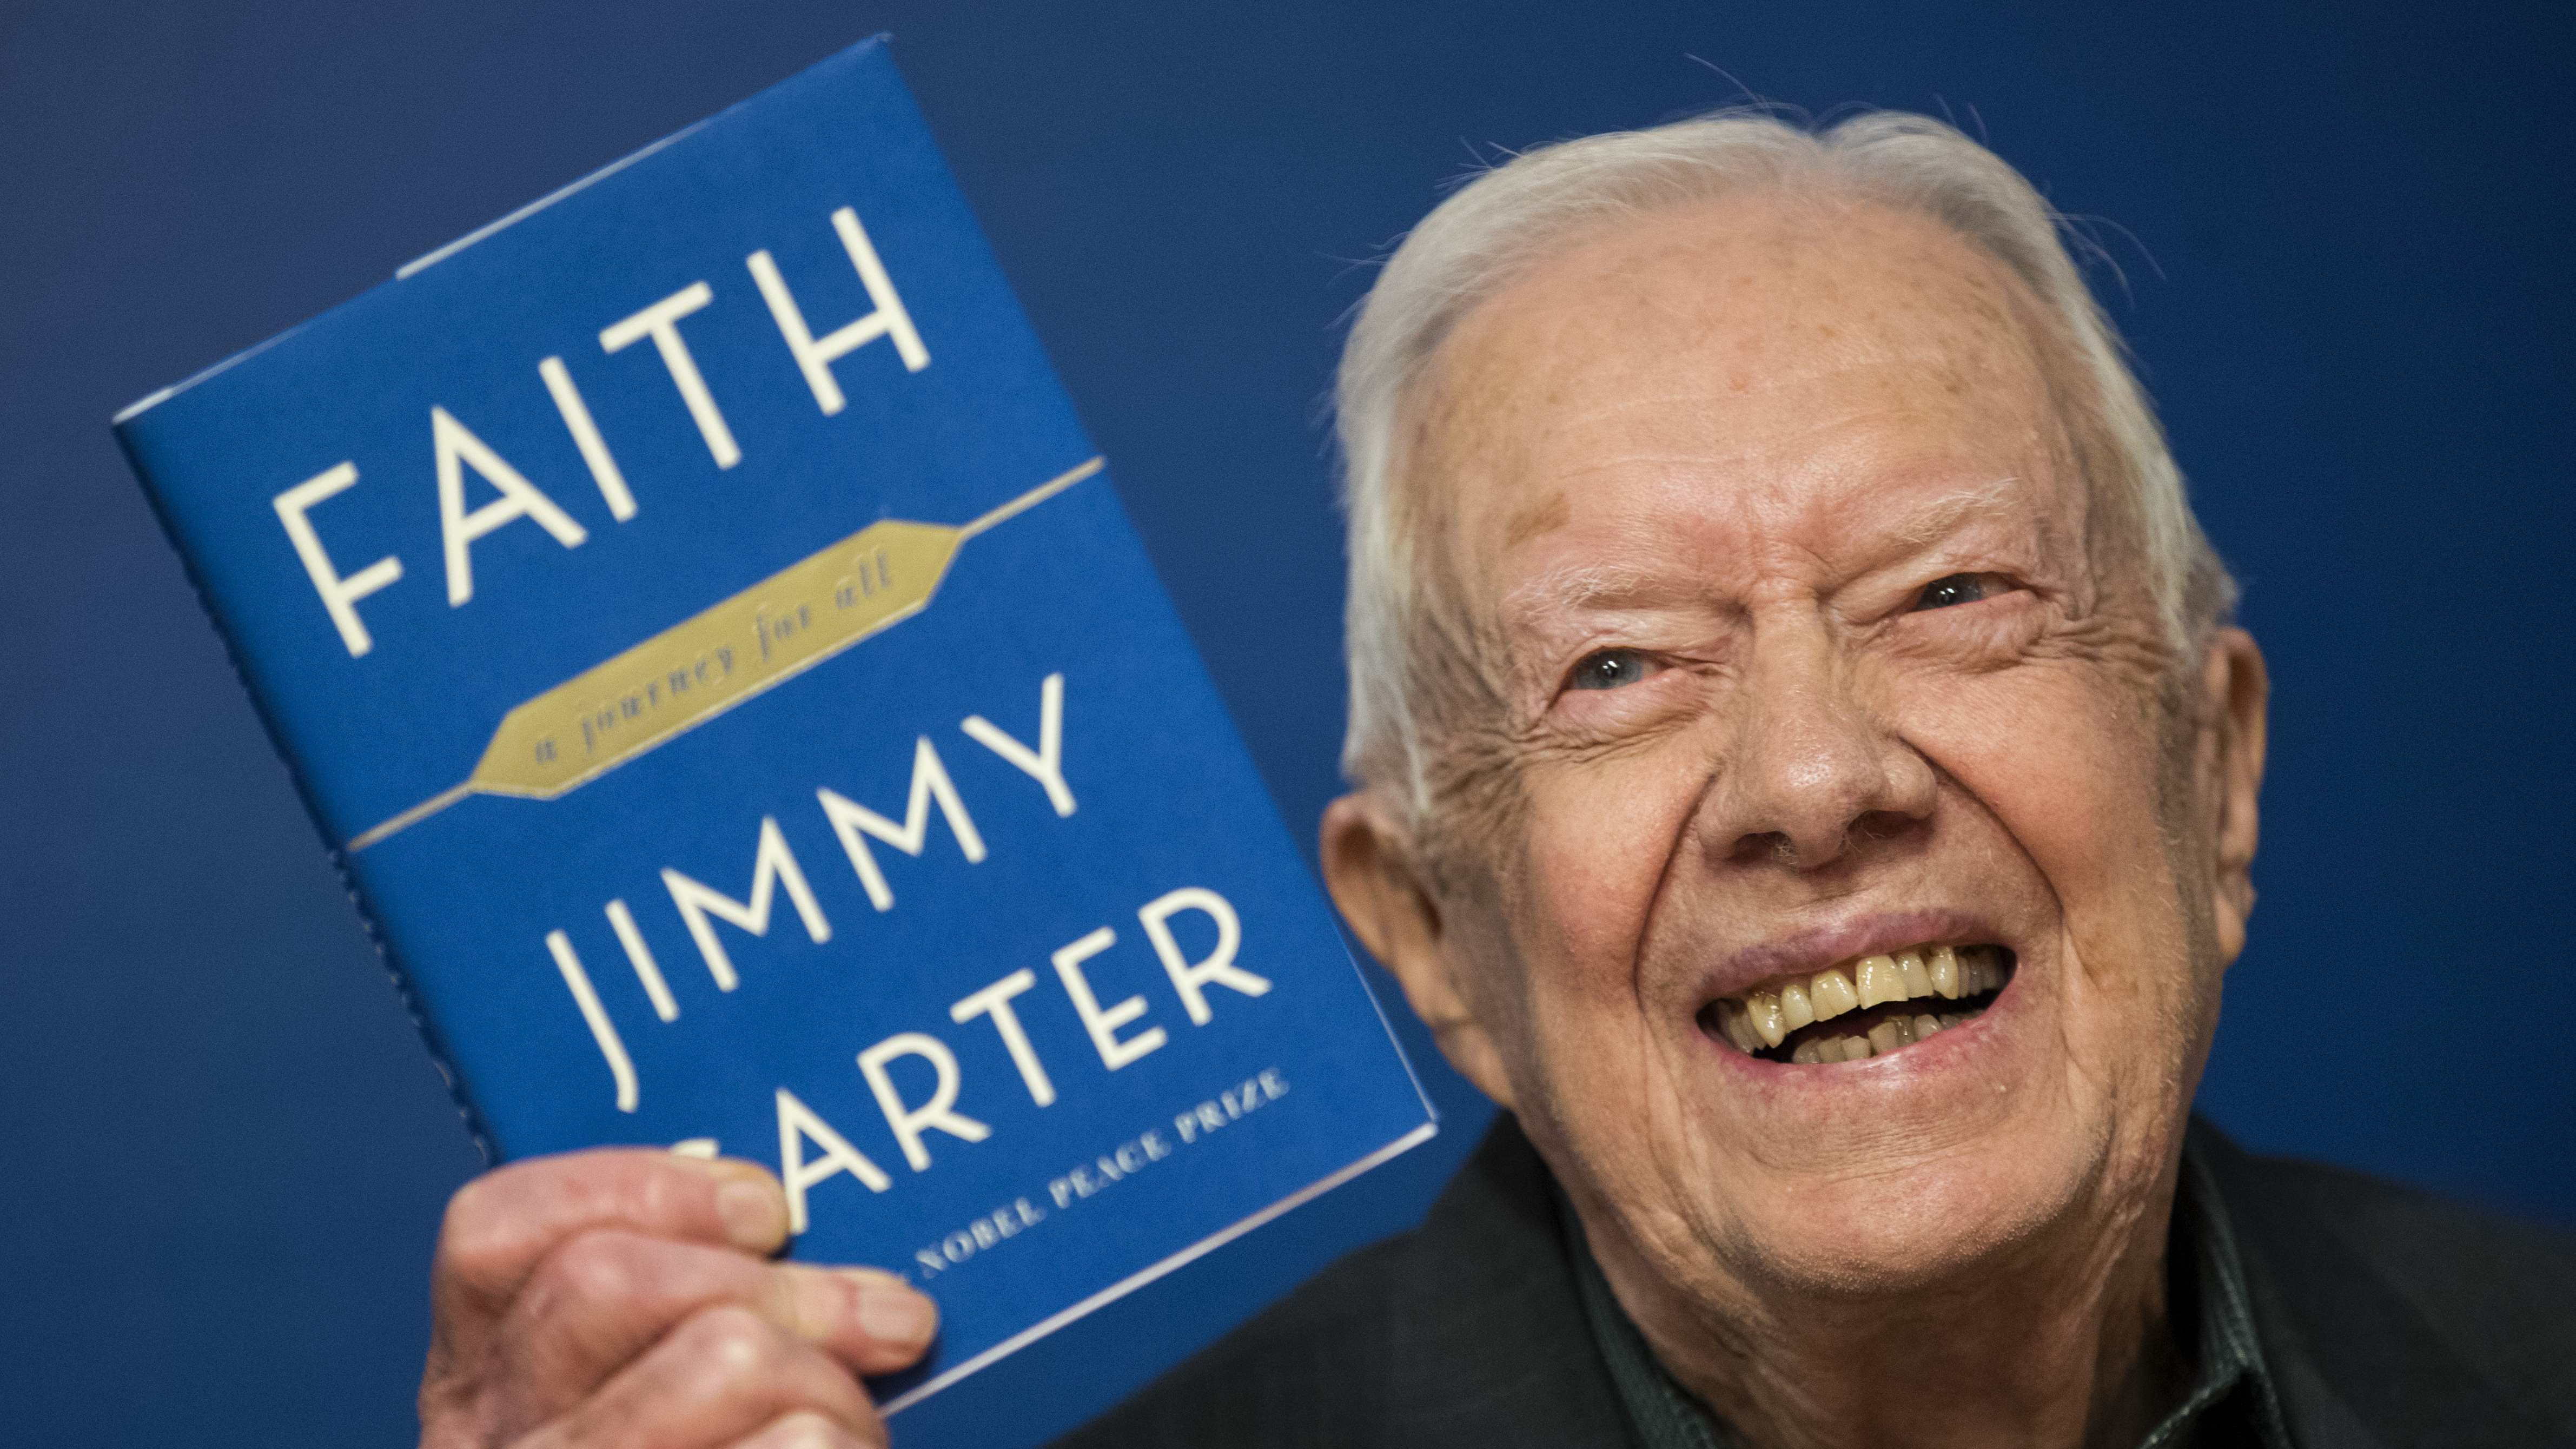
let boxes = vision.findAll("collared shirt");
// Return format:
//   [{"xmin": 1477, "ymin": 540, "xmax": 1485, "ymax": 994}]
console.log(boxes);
[{"xmin": 1562, "ymin": 1135, "xmax": 2295, "ymax": 1449}]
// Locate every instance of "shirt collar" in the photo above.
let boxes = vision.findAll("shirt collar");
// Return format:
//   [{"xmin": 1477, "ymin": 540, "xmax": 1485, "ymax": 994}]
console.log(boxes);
[{"xmin": 1557, "ymin": 1132, "xmax": 2292, "ymax": 1449}]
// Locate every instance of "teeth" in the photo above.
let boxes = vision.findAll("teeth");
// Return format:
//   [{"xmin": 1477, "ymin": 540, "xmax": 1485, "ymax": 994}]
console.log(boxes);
[
  {"xmin": 1779, "ymin": 981, "xmax": 1815, "ymax": 1030},
  {"xmin": 1749, "ymin": 990, "xmax": 1786, "ymax": 1048},
  {"xmin": 1856, "ymin": 955, "xmax": 1905, "ymax": 1009},
  {"xmin": 1713, "ymin": 941, "xmax": 2009, "ymax": 1061},
  {"xmin": 1810, "ymin": 968, "xmax": 1860, "ymax": 1020}
]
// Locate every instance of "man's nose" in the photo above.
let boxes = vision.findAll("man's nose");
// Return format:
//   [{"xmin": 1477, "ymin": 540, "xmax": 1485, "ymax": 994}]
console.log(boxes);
[{"xmin": 1699, "ymin": 619, "xmax": 1935, "ymax": 872}]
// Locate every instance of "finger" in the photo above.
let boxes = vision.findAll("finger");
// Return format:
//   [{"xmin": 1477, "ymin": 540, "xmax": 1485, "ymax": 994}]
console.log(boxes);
[
  {"xmin": 769, "ymin": 1267, "xmax": 938, "ymax": 1378},
  {"xmin": 518, "ymin": 1305, "xmax": 883, "ymax": 1449},
  {"xmin": 433, "ymin": 1150, "xmax": 787, "ymax": 1337},
  {"xmin": 494, "ymin": 1230, "xmax": 935, "ymax": 1425},
  {"xmin": 423, "ymin": 1149, "xmax": 792, "ymax": 1430},
  {"xmin": 733, "ymin": 1410, "xmax": 882, "ymax": 1449}
]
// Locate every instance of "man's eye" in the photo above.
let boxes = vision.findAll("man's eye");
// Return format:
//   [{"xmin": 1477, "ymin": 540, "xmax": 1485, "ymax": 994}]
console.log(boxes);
[
  {"xmin": 1567, "ymin": 649, "xmax": 1655, "ymax": 691},
  {"xmin": 1911, "ymin": 573, "xmax": 1990, "ymax": 611}
]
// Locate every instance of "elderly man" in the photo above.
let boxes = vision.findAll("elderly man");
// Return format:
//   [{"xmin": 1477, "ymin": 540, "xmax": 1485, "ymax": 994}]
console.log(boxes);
[{"xmin": 415, "ymin": 113, "xmax": 2575, "ymax": 1449}]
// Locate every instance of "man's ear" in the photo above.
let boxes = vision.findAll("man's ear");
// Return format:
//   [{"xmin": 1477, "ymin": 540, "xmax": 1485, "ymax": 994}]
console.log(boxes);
[
  {"xmin": 2201, "ymin": 626, "xmax": 2268, "ymax": 966},
  {"xmin": 1320, "ymin": 792, "xmax": 1517, "ymax": 1108}
]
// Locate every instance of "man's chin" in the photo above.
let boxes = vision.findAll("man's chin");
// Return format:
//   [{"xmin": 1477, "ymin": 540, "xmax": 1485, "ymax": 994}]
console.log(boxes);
[{"xmin": 1699, "ymin": 1131, "xmax": 2103, "ymax": 1304}]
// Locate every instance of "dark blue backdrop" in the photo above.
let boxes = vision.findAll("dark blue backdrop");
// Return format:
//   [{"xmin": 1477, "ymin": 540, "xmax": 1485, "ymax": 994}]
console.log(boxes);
[{"xmin": 2, "ymin": 2, "xmax": 2567, "ymax": 1443}]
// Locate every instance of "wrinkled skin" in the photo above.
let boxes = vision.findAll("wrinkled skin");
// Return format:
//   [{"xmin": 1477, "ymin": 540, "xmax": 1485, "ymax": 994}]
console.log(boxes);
[
  {"xmin": 416, "ymin": 1149, "xmax": 936, "ymax": 1449},
  {"xmin": 1323, "ymin": 191, "xmax": 2267, "ymax": 1449}
]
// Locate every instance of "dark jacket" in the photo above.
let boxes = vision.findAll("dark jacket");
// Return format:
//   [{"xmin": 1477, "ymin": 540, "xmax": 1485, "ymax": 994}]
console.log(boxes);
[{"xmin": 1056, "ymin": 1115, "xmax": 2576, "ymax": 1448}]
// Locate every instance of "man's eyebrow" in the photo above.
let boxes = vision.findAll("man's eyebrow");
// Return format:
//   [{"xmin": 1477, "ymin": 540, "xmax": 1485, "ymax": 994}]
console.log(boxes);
[
  {"xmin": 1889, "ymin": 477, "xmax": 2024, "ymax": 546},
  {"xmin": 1498, "ymin": 478, "xmax": 2030, "ymax": 626},
  {"xmin": 1501, "ymin": 563, "xmax": 1699, "ymax": 624}
]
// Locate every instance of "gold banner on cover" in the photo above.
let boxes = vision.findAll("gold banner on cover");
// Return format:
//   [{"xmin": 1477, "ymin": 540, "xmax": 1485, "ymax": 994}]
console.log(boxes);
[{"xmin": 347, "ymin": 456, "xmax": 1103, "ymax": 851}]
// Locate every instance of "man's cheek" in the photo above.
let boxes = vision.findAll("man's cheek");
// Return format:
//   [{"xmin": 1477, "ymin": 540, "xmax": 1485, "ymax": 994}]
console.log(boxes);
[
  {"xmin": 1955, "ymin": 671, "xmax": 2209, "ymax": 1057},
  {"xmin": 1917, "ymin": 671, "xmax": 2154, "ymax": 857},
  {"xmin": 1517, "ymin": 776, "xmax": 1671, "ymax": 977}
]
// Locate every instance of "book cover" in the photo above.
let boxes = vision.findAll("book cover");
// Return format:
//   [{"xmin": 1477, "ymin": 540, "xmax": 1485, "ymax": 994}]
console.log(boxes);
[{"xmin": 112, "ymin": 36, "xmax": 1435, "ymax": 1438}]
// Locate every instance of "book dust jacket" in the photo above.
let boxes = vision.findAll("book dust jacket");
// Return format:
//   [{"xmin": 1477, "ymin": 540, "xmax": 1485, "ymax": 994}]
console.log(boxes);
[{"xmin": 114, "ymin": 37, "xmax": 1435, "ymax": 1440}]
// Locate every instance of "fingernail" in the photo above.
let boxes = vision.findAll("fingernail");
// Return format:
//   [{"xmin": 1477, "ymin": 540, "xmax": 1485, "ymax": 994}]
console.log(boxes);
[
  {"xmin": 716, "ymin": 1177, "xmax": 787, "ymax": 1250},
  {"xmin": 773, "ymin": 1267, "xmax": 845, "ymax": 1339},
  {"xmin": 847, "ymin": 1273, "xmax": 936, "ymax": 1346}
]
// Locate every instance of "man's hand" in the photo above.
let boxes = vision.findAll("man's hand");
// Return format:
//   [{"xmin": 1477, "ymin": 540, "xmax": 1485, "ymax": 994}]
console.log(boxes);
[{"xmin": 418, "ymin": 1149, "xmax": 936, "ymax": 1449}]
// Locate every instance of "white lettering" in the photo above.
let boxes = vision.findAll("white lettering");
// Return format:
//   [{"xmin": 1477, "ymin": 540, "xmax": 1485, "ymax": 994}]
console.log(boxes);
[
  {"xmin": 599, "ymin": 281, "xmax": 740, "ymax": 468},
  {"xmin": 433, "ymin": 405, "xmax": 588, "ymax": 607},
  {"xmin": 1050, "ymin": 926, "xmax": 1165, "ymax": 1070},
  {"xmin": 660, "ymin": 816, "xmax": 831, "ymax": 991},
  {"xmin": 271, "ymin": 461, "xmax": 402, "ymax": 657},
  {"xmin": 775, "ymin": 1087, "xmax": 891, "ymax": 1234},
  {"xmin": 747, "ymin": 206, "xmax": 930, "ymax": 417},
  {"xmin": 603, "ymin": 897, "xmax": 677, "ymax": 1022},
  {"xmin": 545, "ymin": 930, "xmax": 636, "ymax": 1113},
  {"xmin": 537, "ymin": 355, "xmax": 636, "ymax": 520},
  {"xmin": 858, "ymin": 1031, "xmax": 991, "ymax": 1172},
  {"xmin": 962, "ymin": 672, "xmax": 1075, "ymax": 817},
  {"xmin": 1173, "ymin": 1069, "xmax": 1290, "ymax": 1143},
  {"xmin": 815, "ymin": 737, "xmax": 986, "ymax": 911},
  {"xmin": 949, "ymin": 968, "xmax": 1056, "ymax": 1107},
  {"xmin": 1044, "ymin": 1133, "xmax": 1170, "ymax": 1210},
  {"xmin": 1137, "ymin": 886, "xmax": 1269, "ymax": 1025}
]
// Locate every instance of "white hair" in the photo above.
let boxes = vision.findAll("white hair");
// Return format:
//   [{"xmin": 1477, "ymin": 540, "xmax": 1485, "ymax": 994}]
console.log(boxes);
[{"xmin": 1334, "ymin": 109, "xmax": 2235, "ymax": 823}]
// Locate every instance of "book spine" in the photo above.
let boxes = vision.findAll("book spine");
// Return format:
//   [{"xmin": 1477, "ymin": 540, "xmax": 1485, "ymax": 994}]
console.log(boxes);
[{"xmin": 113, "ymin": 422, "xmax": 499, "ymax": 1166}]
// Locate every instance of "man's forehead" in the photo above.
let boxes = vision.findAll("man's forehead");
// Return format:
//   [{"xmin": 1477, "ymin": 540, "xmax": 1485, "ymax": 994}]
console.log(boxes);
[
  {"xmin": 1406, "ymin": 190, "xmax": 2069, "ymax": 567},
  {"xmin": 1433, "ymin": 196, "xmax": 2034, "ymax": 386}
]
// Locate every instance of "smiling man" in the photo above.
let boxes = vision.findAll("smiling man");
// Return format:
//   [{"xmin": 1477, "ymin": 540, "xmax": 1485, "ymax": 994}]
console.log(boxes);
[
  {"xmin": 415, "ymin": 113, "xmax": 2574, "ymax": 1449},
  {"xmin": 1057, "ymin": 111, "xmax": 2576, "ymax": 1448}
]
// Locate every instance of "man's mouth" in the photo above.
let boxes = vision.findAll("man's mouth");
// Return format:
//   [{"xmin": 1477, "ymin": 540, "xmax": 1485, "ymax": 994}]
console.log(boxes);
[{"xmin": 1699, "ymin": 942, "xmax": 2015, "ymax": 1064}]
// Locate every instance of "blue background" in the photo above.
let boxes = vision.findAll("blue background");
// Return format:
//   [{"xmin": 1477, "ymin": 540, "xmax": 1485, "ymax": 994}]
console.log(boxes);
[{"xmin": 2, "ymin": 1, "xmax": 2566, "ymax": 1442}]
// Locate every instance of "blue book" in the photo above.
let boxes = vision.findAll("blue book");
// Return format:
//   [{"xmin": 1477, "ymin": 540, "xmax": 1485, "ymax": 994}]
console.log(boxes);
[{"xmin": 114, "ymin": 37, "xmax": 1434, "ymax": 1443}]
